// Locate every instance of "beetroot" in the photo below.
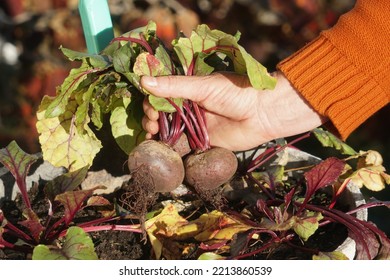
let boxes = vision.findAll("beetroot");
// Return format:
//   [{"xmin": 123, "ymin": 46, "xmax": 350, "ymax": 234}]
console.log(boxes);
[
  {"xmin": 127, "ymin": 140, "xmax": 185, "ymax": 192},
  {"xmin": 184, "ymin": 147, "xmax": 238, "ymax": 191},
  {"xmin": 171, "ymin": 133, "xmax": 191, "ymax": 157}
]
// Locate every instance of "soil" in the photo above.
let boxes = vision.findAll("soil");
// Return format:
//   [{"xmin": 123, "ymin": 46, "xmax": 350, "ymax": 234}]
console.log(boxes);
[
  {"xmin": 0, "ymin": 177, "xmax": 349, "ymax": 260},
  {"xmin": 92, "ymin": 230, "xmax": 151, "ymax": 260}
]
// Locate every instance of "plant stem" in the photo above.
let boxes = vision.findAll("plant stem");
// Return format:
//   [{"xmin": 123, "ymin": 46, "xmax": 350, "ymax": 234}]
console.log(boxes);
[
  {"xmin": 76, "ymin": 216, "xmax": 121, "ymax": 229},
  {"xmin": 58, "ymin": 217, "xmax": 143, "ymax": 237},
  {"xmin": 183, "ymin": 102, "xmax": 206, "ymax": 149},
  {"xmin": 320, "ymin": 200, "xmax": 390, "ymax": 227},
  {"xmin": 112, "ymin": 33, "xmax": 153, "ymax": 54},
  {"xmin": 296, "ymin": 202, "xmax": 373, "ymax": 259},
  {"xmin": 175, "ymin": 55, "xmax": 210, "ymax": 151},
  {"xmin": 203, "ymin": 45, "xmax": 240, "ymax": 55},
  {"xmin": 329, "ymin": 178, "xmax": 350, "ymax": 209},
  {"xmin": 166, "ymin": 98, "xmax": 204, "ymax": 150},
  {"xmin": 247, "ymin": 132, "xmax": 311, "ymax": 172},
  {"xmin": 168, "ymin": 112, "xmax": 184, "ymax": 146},
  {"xmin": 233, "ymin": 230, "xmax": 286, "ymax": 260},
  {"xmin": 4, "ymin": 222, "xmax": 33, "ymax": 243},
  {"xmin": 79, "ymin": 224, "xmax": 143, "ymax": 235},
  {"xmin": 158, "ymin": 111, "xmax": 169, "ymax": 142},
  {"xmin": 0, "ymin": 237, "xmax": 33, "ymax": 253},
  {"xmin": 247, "ymin": 172, "xmax": 275, "ymax": 200},
  {"xmin": 192, "ymin": 102, "xmax": 210, "ymax": 149}
]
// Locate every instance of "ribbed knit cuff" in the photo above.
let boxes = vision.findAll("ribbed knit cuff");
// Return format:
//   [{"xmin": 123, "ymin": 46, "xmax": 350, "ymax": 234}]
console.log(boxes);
[{"xmin": 277, "ymin": 35, "xmax": 388, "ymax": 140}]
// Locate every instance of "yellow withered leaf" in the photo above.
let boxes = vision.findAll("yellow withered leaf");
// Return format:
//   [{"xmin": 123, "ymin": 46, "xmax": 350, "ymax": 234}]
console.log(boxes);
[
  {"xmin": 190, "ymin": 210, "xmax": 254, "ymax": 241},
  {"xmin": 36, "ymin": 96, "xmax": 101, "ymax": 171},
  {"xmin": 144, "ymin": 204, "xmax": 256, "ymax": 258},
  {"xmin": 313, "ymin": 251, "xmax": 349, "ymax": 260},
  {"xmin": 145, "ymin": 204, "xmax": 189, "ymax": 259},
  {"xmin": 350, "ymin": 165, "xmax": 390, "ymax": 192}
]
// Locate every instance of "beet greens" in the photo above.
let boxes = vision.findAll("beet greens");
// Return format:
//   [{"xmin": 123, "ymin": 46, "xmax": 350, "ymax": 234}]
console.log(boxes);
[{"xmin": 36, "ymin": 20, "xmax": 276, "ymax": 173}]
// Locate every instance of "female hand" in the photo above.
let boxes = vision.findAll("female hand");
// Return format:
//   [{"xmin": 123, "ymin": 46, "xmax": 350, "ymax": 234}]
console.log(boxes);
[{"xmin": 141, "ymin": 71, "xmax": 326, "ymax": 151}]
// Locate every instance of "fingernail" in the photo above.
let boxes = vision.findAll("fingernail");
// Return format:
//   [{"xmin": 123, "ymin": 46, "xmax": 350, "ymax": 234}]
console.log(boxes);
[{"xmin": 142, "ymin": 76, "xmax": 158, "ymax": 88}]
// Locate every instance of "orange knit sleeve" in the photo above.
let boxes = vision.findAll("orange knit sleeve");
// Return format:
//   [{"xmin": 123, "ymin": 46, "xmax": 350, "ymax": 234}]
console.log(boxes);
[{"xmin": 277, "ymin": 0, "xmax": 390, "ymax": 140}]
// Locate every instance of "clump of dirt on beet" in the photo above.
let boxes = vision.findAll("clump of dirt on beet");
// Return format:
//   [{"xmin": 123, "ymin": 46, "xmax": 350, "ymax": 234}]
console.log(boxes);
[{"xmin": 193, "ymin": 185, "xmax": 227, "ymax": 210}]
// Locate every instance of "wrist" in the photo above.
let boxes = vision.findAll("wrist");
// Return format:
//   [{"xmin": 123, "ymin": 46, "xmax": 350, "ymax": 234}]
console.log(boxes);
[{"xmin": 255, "ymin": 71, "xmax": 327, "ymax": 141}]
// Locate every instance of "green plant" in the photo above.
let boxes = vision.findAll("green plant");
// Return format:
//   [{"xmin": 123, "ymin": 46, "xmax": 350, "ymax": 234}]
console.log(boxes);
[{"xmin": 35, "ymin": 20, "xmax": 275, "ymax": 172}]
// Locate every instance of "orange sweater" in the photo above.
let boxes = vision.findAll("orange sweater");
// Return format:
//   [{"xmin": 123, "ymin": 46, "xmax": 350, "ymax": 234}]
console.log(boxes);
[{"xmin": 277, "ymin": 0, "xmax": 390, "ymax": 140}]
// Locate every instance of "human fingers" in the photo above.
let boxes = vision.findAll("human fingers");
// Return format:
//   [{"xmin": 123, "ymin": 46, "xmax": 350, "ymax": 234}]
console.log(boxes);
[
  {"xmin": 142, "ymin": 96, "xmax": 159, "ymax": 121},
  {"xmin": 141, "ymin": 73, "xmax": 255, "ymax": 120},
  {"xmin": 142, "ymin": 114, "xmax": 159, "ymax": 136},
  {"xmin": 141, "ymin": 75, "xmax": 209, "ymax": 103}
]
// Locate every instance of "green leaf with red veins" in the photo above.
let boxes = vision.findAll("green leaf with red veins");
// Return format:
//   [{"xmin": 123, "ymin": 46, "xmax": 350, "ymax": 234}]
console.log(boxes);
[
  {"xmin": 172, "ymin": 24, "xmax": 276, "ymax": 89},
  {"xmin": 74, "ymin": 72, "xmax": 122, "ymax": 128},
  {"xmin": 348, "ymin": 150, "xmax": 390, "ymax": 192},
  {"xmin": 44, "ymin": 61, "xmax": 98, "ymax": 118},
  {"xmin": 134, "ymin": 52, "xmax": 182, "ymax": 112},
  {"xmin": 112, "ymin": 43, "xmax": 134, "ymax": 74},
  {"xmin": 0, "ymin": 141, "xmax": 39, "ymax": 208},
  {"xmin": 134, "ymin": 52, "xmax": 172, "ymax": 77},
  {"xmin": 32, "ymin": 226, "xmax": 98, "ymax": 260},
  {"xmin": 90, "ymin": 99, "xmax": 103, "ymax": 129},
  {"xmin": 126, "ymin": 20, "xmax": 157, "ymax": 42},
  {"xmin": 155, "ymin": 45, "xmax": 175, "ymax": 74},
  {"xmin": 292, "ymin": 211, "xmax": 323, "ymax": 241},
  {"xmin": 74, "ymin": 82, "xmax": 95, "ymax": 128},
  {"xmin": 19, "ymin": 208, "xmax": 44, "ymax": 243},
  {"xmin": 148, "ymin": 95, "xmax": 183, "ymax": 113},
  {"xmin": 259, "ymin": 216, "xmax": 295, "ymax": 232},
  {"xmin": 104, "ymin": 20, "xmax": 156, "ymax": 58},
  {"xmin": 194, "ymin": 52, "xmax": 215, "ymax": 75},
  {"xmin": 45, "ymin": 166, "xmax": 89, "ymax": 202},
  {"xmin": 172, "ymin": 25, "xmax": 229, "ymax": 75},
  {"xmin": 92, "ymin": 74, "xmax": 127, "ymax": 115},
  {"xmin": 36, "ymin": 96, "xmax": 102, "ymax": 171},
  {"xmin": 238, "ymin": 44, "xmax": 276, "ymax": 89},
  {"xmin": 55, "ymin": 187, "xmax": 104, "ymax": 226}
]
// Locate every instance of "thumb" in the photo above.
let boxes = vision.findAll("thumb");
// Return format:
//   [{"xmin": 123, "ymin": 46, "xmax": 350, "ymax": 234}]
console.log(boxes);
[{"xmin": 140, "ymin": 75, "xmax": 207, "ymax": 103}]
